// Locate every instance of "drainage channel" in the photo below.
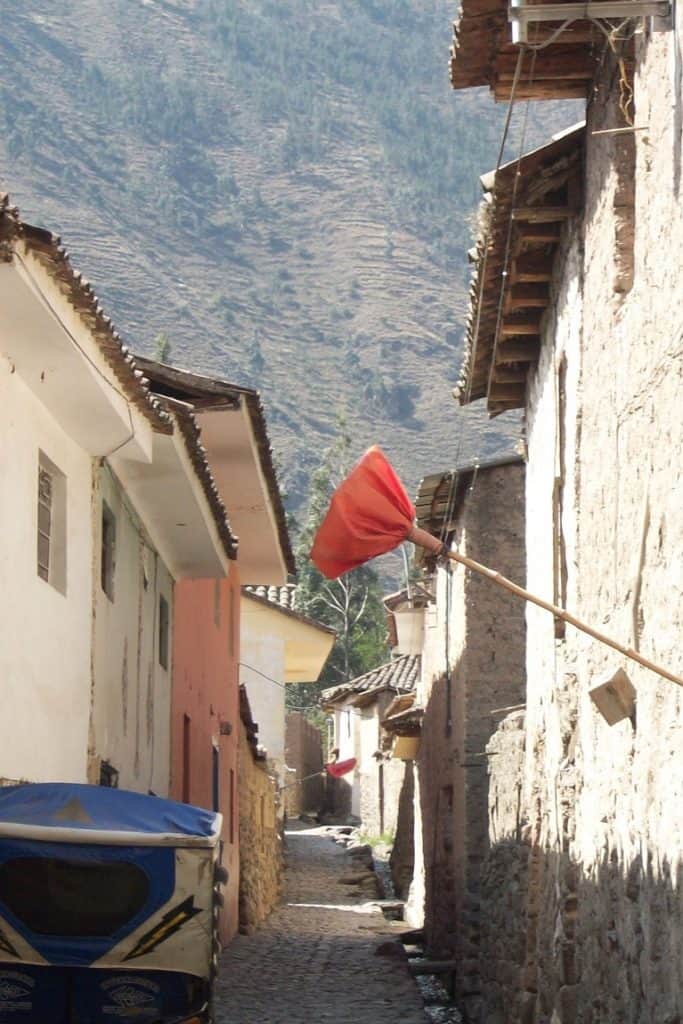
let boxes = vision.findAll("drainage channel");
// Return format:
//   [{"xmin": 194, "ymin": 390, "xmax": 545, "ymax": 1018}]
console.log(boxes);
[{"xmin": 370, "ymin": 847, "xmax": 463, "ymax": 1024}]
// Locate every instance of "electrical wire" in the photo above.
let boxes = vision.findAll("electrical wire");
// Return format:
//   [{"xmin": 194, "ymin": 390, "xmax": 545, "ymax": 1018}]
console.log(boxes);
[
  {"xmin": 239, "ymin": 661, "xmax": 287, "ymax": 689},
  {"xmin": 486, "ymin": 44, "xmax": 539, "ymax": 400}
]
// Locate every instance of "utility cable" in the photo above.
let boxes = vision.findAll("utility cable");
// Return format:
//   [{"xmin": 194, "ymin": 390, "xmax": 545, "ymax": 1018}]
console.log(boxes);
[{"xmin": 486, "ymin": 44, "xmax": 539, "ymax": 400}]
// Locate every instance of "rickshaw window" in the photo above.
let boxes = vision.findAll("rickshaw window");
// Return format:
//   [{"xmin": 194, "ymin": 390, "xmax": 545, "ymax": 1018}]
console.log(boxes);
[{"xmin": 0, "ymin": 856, "xmax": 150, "ymax": 937}]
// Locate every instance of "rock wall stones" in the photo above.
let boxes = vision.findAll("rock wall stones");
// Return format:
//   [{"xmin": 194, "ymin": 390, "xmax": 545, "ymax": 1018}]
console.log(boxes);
[
  {"xmin": 480, "ymin": 711, "xmax": 529, "ymax": 1024},
  {"xmin": 238, "ymin": 719, "xmax": 282, "ymax": 934},
  {"xmin": 389, "ymin": 759, "xmax": 415, "ymax": 898},
  {"xmin": 284, "ymin": 712, "xmax": 324, "ymax": 818},
  {"xmin": 416, "ymin": 461, "xmax": 527, "ymax": 1021},
  {"xmin": 514, "ymin": 41, "xmax": 683, "ymax": 1024}
]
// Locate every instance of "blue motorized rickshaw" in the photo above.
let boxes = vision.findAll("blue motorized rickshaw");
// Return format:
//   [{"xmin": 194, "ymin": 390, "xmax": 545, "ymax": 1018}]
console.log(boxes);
[{"xmin": 0, "ymin": 783, "xmax": 225, "ymax": 1023}]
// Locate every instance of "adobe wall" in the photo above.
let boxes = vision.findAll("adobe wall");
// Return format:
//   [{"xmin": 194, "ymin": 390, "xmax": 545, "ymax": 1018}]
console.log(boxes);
[
  {"xmin": 518, "ymin": 43, "xmax": 683, "ymax": 1024},
  {"xmin": 417, "ymin": 462, "xmax": 526, "ymax": 1021},
  {"xmin": 479, "ymin": 710, "xmax": 528, "ymax": 1024},
  {"xmin": 284, "ymin": 712, "xmax": 324, "ymax": 818},
  {"xmin": 358, "ymin": 693, "xmax": 407, "ymax": 839},
  {"xmin": 238, "ymin": 720, "xmax": 282, "ymax": 934},
  {"xmin": 170, "ymin": 571, "xmax": 241, "ymax": 945}
]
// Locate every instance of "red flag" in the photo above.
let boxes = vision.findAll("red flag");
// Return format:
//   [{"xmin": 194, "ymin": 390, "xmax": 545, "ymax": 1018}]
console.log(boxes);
[
  {"xmin": 310, "ymin": 446, "xmax": 415, "ymax": 578},
  {"xmin": 325, "ymin": 757, "xmax": 356, "ymax": 778}
]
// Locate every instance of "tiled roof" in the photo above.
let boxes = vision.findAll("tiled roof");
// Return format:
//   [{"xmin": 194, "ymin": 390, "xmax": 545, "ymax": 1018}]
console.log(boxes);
[
  {"xmin": 133, "ymin": 357, "xmax": 296, "ymax": 576},
  {"xmin": 453, "ymin": 125, "xmax": 584, "ymax": 414},
  {"xmin": 321, "ymin": 653, "xmax": 420, "ymax": 707},
  {"xmin": 415, "ymin": 455, "xmax": 524, "ymax": 538},
  {"xmin": 0, "ymin": 194, "xmax": 171, "ymax": 434},
  {"xmin": 246, "ymin": 584, "xmax": 298, "ymax": 611},
  {"xmin": 242, "ymin": 585, "xmax": 336, "ymax": 636},
  {"xmin": 0, "ymin": 193, "xmax": 239, "ymax": 564},
  {"xmin": 449, "ymin": 0, "xmax": 605, "ymax": 100}
]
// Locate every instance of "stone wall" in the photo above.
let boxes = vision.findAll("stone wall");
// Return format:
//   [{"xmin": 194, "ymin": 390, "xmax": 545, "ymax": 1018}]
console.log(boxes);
[
  {"xmin": 389, "ymin": 759, "xmax": 415, "ymax": 898},
  {"xmin": 284, "ymin": 712, "xmax": 324, "ymax": 818},
  {"xmin": 238, "ymin": 719, "xmax": 282, "ymax": 934},
  {"xmin": 358, "ymin": 693, "xmax": 407, "ymax": 840},
  {"xmin": 416, "ymin": 461, "xmax": 527, "ymax": 1022},
  {"xmin": 514, "ymin": 42, "xmax": 683, "ymax": 1024},
  {"xmin": 479, "ymin": 711, "xmax": 529, "ymax": 1024}
]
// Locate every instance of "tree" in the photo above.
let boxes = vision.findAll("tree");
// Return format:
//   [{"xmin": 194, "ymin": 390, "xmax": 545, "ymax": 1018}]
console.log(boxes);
[
  {"xmin": 292, "ymin": 419, "xmax": 389, "ymax": 702},
  {"xmin": 153, "ymin": 332, "xmax": 172, "ymax": 362}
]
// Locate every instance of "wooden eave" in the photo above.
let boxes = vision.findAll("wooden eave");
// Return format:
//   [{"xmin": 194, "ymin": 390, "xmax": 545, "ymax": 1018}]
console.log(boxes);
[
  {"xmin": 414, "ymin": 455, "xmax": 523, "ymax": 555},
  {"xmin": 455, "ymin": 125, "xmax": 584, "ymax": 416},
  {"xmin": 134, "ymin": 356, "xmax": 296, "ymax": 576},
  {"xmin": 449, "ymin": 0, "xmax": 608, "ymax": 100}
]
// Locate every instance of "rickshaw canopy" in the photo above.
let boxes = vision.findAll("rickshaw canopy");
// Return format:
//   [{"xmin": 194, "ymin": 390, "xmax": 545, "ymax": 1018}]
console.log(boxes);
[{"xmin": 0, "ymin": 783, "xmax": 221, "ymax": 847}]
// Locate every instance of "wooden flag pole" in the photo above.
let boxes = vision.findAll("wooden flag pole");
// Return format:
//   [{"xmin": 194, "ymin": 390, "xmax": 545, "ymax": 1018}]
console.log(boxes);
[{"xmin": 407, "ymin": 526, "xmax": 683, "ymax": 690}]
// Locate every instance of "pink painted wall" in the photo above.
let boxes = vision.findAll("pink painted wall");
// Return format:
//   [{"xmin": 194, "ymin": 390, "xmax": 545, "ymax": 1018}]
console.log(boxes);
[{"xmin": 170, "ymin": 569, "xmax": 241, "ymax": 946}]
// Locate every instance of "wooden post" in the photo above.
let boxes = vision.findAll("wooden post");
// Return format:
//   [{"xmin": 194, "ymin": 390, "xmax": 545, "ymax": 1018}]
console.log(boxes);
[{"xmin": 406, "ymin": 526, "xmax": 683, "ymax": 690}]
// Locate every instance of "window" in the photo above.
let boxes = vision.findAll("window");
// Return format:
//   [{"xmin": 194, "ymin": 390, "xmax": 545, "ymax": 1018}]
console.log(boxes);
[
  {"xmin": 228, "ymin": 587, "xmax": 236, "ymax": 656},
  {"xmin": 99, "ymin": 760, "xmax": 119, "ymax": 788},
  {"xmin": 213, "ymin": 579, "xmax": 221, "ymax": 629},
  {"xmin": 158, "ymin": 595, "xmax": 170, "ymax": 670},
  {"xmin": 37, "ymin": 467, "xmax": 52, "ymax": 582},
  {"xmin": 36, "ymin": 453, "xmax": 66, "ymax": 593},
  {"xmin": 229, "ymin": 768, "xmax": 235, "ymax": 844},
  {"xmin": 101, "ymin": 502, "xmax": 116, "ymax": 601},
  {"xmin": 212, "ymin": 744, "xmax": 220, "ymax": 813},
  {"xmin": 0, "ymin": 857, "xmax": 148, "ymax": 937},
  {"xmin": 553, "ymin": 357, "xmax": 568, "ymax": 638},
  {"xmin": 182, "ymin": 714, "xmax": 191, "ymax": 804}
]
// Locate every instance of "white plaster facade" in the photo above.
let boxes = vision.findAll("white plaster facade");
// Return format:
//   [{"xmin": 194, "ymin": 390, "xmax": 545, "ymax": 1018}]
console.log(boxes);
[
  {"xmin": 240, "ymin": 591, "xmax": 334, "ymax": 792},
  {"xmin": 0, "ymin": 219, "xmax": 233, "ymax": 796},
  {"xmin": 0, "ymin": 356, "xmax": 93, "ymax": 783},
  {"xmin": 240, "ymin": 607, "xmax": 287, "ymax": 775},
  {"xmin": 90, "ymin": 465, "xmax": 175, "ymax": 796}
]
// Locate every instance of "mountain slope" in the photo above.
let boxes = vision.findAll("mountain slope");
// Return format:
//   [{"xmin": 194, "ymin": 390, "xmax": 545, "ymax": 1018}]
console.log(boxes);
[{"xmin": 0, "ymin": 0, "xmax": 534, "ymax": 508}]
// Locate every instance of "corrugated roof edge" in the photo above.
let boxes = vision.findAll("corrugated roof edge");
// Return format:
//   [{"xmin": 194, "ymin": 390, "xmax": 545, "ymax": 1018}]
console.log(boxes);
[
  {"xmin": 0, "ymin": 194, "xmax": 172, "ymax": 435},
  {"xmin": 133, "ymin": 356, "xmax": 296, "ymax": 577}
]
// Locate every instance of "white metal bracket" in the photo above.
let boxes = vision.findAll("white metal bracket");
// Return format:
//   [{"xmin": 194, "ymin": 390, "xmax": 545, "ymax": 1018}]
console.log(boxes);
[{"xmin": 508, "ymin": 0, "xmax": 671, "ymax": 43}]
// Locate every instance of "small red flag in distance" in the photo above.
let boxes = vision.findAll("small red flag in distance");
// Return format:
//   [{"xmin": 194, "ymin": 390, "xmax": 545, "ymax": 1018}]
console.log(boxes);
[
  {"xmin": 310, "ymin": 446, "xmax": 416, "ymax": 579},
  {"xmin": 325, "ymin": 757, "xmax": 357, "ymax": 778}
]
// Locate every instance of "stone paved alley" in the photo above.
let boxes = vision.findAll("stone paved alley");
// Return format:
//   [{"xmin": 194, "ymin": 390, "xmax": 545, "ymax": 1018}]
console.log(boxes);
[{"xmin": 215, "ymin": 824, "xmax": 429, "ymax": 1023}]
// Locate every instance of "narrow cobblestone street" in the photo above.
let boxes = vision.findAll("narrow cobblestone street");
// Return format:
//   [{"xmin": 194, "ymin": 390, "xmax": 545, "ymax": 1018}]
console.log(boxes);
[{"xmin": 215, "ymin": 824, "xmax": 428, "ymax": 1023}]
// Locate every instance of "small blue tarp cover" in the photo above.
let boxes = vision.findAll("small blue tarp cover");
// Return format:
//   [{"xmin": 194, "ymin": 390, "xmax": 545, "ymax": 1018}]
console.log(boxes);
[{"xmin": 0, "ymin": 784, "xmax": 218, "ymax": 841}]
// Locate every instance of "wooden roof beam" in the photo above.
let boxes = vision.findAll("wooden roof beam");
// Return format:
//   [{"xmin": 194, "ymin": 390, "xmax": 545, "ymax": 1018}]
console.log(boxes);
[
  {"xmin": 515, "ymin": 222, "xmax": 562, "ymax": 243},
  {"xmin": 494, "ymin": 82, "xmax": 589, "ymax": 101},
  {"xmin": 512, "ymin": 206, "xmax": 575, "ymax": 223},
  {"xmin": 496, "ymin": 340, "xmax": 540, "ymax": 362},
  {"xmin": 524, "ymin": 20, "xmax": 598, "ymax": 42},
  {"xmin": 500, "ymin": 319, "xmax": 542, "ymax": 337},
  {"xmin": 488, "ymin": 383, "xmax": 526, "ymax": 403},
  {"xmin": 512, "ymin": 254, "xmax": 554, "ymax": 282},
  {"xmin": 506, "ymin": 283, "xmax": 550, "ymax": 309},
  {"xmin": 492, "ymin": 366, "xmax": 529, "ymax": 384}
]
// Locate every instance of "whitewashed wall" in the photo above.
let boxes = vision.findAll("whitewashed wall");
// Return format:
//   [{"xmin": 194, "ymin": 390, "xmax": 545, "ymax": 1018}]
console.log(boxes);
[
  {"xmin": 333, "ymin": 699, "xmax": 361, "ymax": 818},
  {"xmin": 0, "ymin": 356, "xmax": 92, "ymax": 783},
  {"xmin": 240, "ymin": 601, "xmax": 286, "ymax": 777},
  {"xmin": 90, "ymin": 464, "xmax": 174, "ymax": 796}
]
